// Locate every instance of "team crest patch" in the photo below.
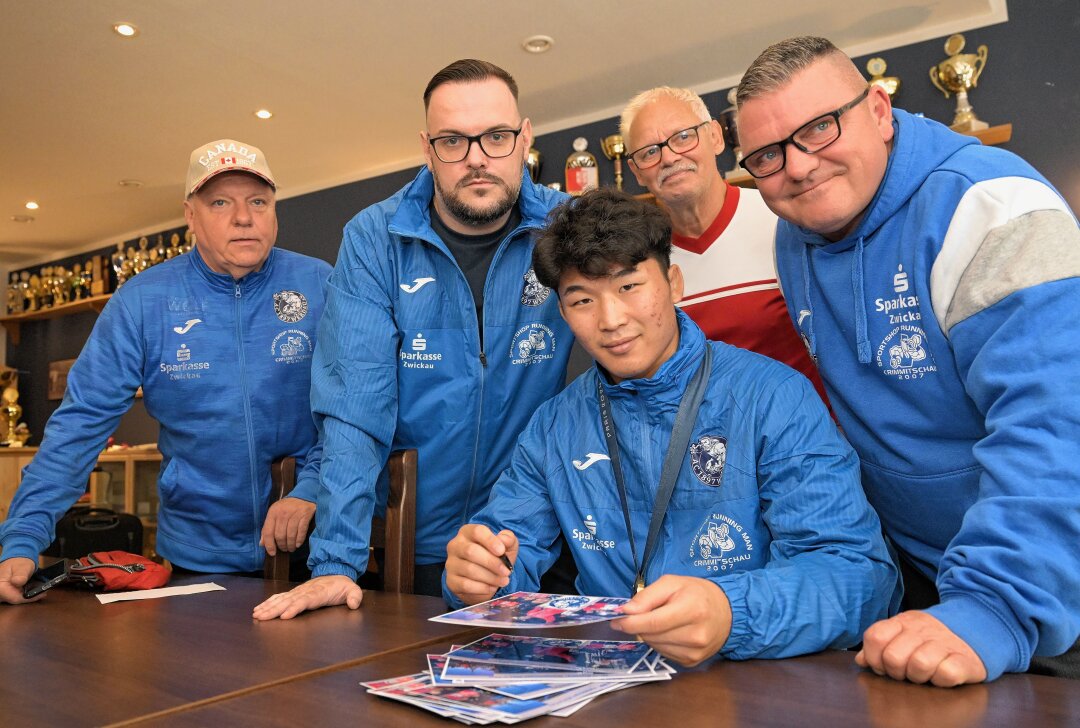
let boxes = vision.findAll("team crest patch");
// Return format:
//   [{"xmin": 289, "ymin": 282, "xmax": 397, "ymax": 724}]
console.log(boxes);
[
  {"xmin": 510, "ymin": 323, "xmax": 555, "ymax": 366},
  {"xmin": 690, "ymin": 513, "xmax": 753, "ymax": 572},
  {"xmin": 273, "ymin": 290, "xmax": 308, "ymax": 323},
  {"xmin": 689, "ymin": 435, "xmax": 727, "ymax": 486},
  {"xmin": 520, "ymin": 267, "xmax": 550, "ymax": 306}
]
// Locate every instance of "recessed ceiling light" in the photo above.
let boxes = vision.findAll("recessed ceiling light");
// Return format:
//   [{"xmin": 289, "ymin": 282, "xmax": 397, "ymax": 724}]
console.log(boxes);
[
  {"xmin": 118, "ymin": 179, "xmax": 143, "ymax": 188},
  {"xmin": 113, "ymin": 22, "xmax": 139, "ymax": 37},
  {"xmin": 11, "ymin": 215, "xmax": 34, "ymax": 223},
  {"xmin": 254, "ymin": 109, "xmax": 274, "ymax": 120},
  {"xmin": 522, "ymin": 35, "xmax": 554, "ymax": 54},
  {"xmin": 24, "ymin": 201, "xmax": 39, "ymax": 210}
]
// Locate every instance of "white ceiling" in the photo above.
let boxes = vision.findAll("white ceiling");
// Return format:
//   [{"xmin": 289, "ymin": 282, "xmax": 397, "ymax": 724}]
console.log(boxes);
[{"xmin": 0, "ymin": 0, "xmax": 1007, "ymax": 266}]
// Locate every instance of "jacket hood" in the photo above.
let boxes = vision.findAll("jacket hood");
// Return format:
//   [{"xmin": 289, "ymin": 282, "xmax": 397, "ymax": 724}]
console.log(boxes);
[{"xmin": 782, "ymin": 111, "xmax": 977, "ymax": 364}]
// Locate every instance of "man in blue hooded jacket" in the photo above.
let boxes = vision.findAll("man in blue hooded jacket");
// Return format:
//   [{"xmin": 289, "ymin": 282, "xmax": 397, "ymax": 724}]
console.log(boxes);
[
  {"xmin": 0, "ymin": 139, "xmax": 330, "ymax": 603},
  {"xmin": 736, "ymin": 36, "xmax": 1080, "ymax": 684},
  {"xmin": 253, "ymin": 59, "xmax": 572, "ymax": 618},
  {"xmin": 444, "ymin": 188, "xmax": 897, "ymax": 666}
]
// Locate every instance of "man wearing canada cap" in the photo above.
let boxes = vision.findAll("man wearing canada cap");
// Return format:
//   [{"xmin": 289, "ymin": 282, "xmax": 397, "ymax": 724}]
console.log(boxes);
[{"xmin": 0, "ymin": 139, "xmax": 332, "ymax": 603}]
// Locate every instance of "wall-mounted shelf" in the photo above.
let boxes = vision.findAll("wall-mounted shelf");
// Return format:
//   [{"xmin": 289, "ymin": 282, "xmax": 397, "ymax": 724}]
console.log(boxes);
[
  {"xmin": 970, "ymin": 123, "xmax": 1012, "ymax": 146},
  {"xmin": 1, "ymin": 294, "xmax": 111, "ymax": 345}
]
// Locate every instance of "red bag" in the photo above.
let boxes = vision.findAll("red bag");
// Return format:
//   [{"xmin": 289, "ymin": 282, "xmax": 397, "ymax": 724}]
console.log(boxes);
[{"xmin": 67, "ymin": 551, "xmax": 171, "ymax": 591}]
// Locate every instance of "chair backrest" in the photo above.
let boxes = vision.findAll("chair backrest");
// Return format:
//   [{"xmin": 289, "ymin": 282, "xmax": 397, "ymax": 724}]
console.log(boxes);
[{"xmin": 263, "ymin": 450, "xmax": 416, "ymax": 593}]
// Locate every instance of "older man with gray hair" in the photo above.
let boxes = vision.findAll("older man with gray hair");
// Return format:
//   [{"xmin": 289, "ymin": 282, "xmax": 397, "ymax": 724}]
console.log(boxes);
[{"xmin": 620, "ymin": 87, "xmax": 826, "ymax": 401}]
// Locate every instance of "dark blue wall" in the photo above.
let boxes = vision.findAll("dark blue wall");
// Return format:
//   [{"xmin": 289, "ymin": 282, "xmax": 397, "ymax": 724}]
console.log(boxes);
[{"xmin": 8, "ymin": 0, "xmax": 1079, "ymax": 440}]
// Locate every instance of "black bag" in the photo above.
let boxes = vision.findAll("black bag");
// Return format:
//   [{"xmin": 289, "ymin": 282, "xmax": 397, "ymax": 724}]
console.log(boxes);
[{"xmin": 43, "ymin": 506, "xmax": 143, "ymax": 558}]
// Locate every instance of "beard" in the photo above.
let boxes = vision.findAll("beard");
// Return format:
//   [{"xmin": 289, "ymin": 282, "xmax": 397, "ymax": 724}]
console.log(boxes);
[{"xmin": 433, "ymin": 169, "xmax": 521, "ymax": 228}]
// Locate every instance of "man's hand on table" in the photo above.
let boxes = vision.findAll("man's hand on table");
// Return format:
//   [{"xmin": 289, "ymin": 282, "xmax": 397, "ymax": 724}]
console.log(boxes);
[
  {"xmin": 260, "ymin": 497, "xmax": 316, "ymax": 556},
  {"xmin": 0, "ymin": 557, "xmax": 41, "ymax": 605},
  {"xmin": 856, "ymin": 610, "xmax": 987, "ymax": 687},
  {"xmin": 610, "ymin": 575, "xmax": 732, "ymax": 667},
  {"xmin": 252, "ymin": 574, "xmax": 363, "ymax": 620}
]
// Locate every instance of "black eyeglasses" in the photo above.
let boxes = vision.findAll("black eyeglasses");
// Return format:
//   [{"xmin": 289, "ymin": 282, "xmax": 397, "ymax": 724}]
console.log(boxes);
[
  {"xmin": 739, "ymin": 87, "xmax": 870, "ymax": 179},
  {"xmin": 428, "ymin": 126, "xmax": 523, "ymax": 163},
  {"xmin": 626, "ymin": 121, "xmax": 711, "ymax": 169}
]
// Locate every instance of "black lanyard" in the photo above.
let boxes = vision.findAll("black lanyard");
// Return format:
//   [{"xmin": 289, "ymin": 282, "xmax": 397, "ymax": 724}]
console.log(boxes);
[{"xmin": 596, "ymin": 345, "xmax": 712, "ymax": 596}]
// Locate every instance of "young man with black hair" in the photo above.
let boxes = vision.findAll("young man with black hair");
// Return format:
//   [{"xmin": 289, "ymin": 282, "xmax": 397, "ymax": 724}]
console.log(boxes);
[{"xmin": 443, "ymin": 188, "xmax": 898, "ymax": 666}]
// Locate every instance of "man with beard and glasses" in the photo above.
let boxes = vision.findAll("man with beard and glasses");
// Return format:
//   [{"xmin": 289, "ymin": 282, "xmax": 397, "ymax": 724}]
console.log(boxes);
[{"xmin": 253, "ymin": 59, "xmax": 572, "ymax": 618}]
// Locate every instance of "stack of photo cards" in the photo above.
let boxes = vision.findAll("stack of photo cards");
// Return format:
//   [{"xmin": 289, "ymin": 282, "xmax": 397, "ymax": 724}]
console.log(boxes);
[
  {"xmin": 429, "ymin": 592, "xmax": 631, "ymax": 628},
  {"xmin": 364, "ymin": 633, "xmax": 674, "ymax": 724}
]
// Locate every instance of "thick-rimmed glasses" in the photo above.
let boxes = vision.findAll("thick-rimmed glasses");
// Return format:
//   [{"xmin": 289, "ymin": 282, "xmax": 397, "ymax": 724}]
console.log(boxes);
[
  {"xmin": 739, "ymin": 87, "xmax": 870, "ymax": 179},
  {"xmin": 626, "ymin": 121, "xmax": 711, "ymax": 169},
  {"xmin": 428, "ymin": 127, "xmax": 523, "ymax": 163}
]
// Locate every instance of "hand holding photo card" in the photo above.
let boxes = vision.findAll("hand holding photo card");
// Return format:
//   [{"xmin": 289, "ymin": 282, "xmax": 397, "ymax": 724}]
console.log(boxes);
[{"xmin": 431, "ymin": 591, "xmax": 629, "ymax": 628}]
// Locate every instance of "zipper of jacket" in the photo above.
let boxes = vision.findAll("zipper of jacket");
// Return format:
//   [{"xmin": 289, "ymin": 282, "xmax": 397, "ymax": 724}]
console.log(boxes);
[
  {"xmin": 459, "ymin": 224, "xmax": 527, "ymax": 524},
  {"xmin": 460, "ymin": 266, "xmax": 487, "ymax": 523},
  {"xmin": 235, "ymin": 282, "xmax": 260, "ymax": 551}
]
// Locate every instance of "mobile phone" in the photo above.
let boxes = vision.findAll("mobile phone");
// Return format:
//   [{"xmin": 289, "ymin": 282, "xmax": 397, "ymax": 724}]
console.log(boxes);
[{"xmin": 22, "ymin": 560, "xmax": 69, "ymax": 599}]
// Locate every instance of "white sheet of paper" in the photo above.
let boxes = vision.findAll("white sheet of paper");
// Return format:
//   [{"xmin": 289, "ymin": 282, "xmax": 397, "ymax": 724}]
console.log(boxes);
[{"xmin": 95, "ymin": 582, "xmax": 226, "ymax": 604}]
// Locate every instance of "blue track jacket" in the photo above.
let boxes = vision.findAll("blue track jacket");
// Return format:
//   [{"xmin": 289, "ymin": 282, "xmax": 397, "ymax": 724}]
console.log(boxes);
[
  {"xmin": 308, "ymin": 167, "xmax": 572, "ymax": 577},
  {"xmin": 0, "ymin": 248, "xmax": 330, "ymax": 572},
  {"xmin": 776, "ymin": 109, "xmax": 1080, "ymax": 679},
  {"xmin": 449, "ymin": 312, "xmax": 898, "ymax": 660}
]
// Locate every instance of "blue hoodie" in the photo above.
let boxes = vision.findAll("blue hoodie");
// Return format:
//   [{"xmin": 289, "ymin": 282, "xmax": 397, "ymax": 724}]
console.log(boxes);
[
  {"xmin": 0, "ymin": 247, "xmax": 330, "ymax": 572},
  {"xmin": 449, "ymin": 311, "xmax": 899, "ymax": 660},
  {"xmin": 776, "ymin": 109, "xmax": 1080, "ymax": 679},
  {"xmin": 307, "ymin": 168, "xmax": 572, "ymax": 577}
]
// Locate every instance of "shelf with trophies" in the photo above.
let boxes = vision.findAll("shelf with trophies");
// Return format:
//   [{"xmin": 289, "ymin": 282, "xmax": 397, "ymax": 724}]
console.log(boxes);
[{"xmin": 1, "ymin": 230, "xmax": 193, "ymax": 345}]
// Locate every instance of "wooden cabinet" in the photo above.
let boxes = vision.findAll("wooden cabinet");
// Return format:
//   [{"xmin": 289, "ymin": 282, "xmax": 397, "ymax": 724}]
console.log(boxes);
[{"xmin": 0, "ymin": 446, "xmax": 162, "ymax": 559}]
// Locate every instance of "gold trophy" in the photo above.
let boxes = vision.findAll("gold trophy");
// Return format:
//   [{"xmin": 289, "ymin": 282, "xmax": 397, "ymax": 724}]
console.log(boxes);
[
  {"xmin": 930, "ymin": 34, "xmax": 989, "ymax": 132},
  {"xmin": 133, "ymin": 237, "xmax": 151, "ymax": 275},
  {"xmin": 2, "ymin": 385, "xmax": 30, "ymax": 447},
  {"xmin": 7, "ymin": 273, "xmax": 20, "ymax": 314},
  {"xmin": 112, "ymin": 241, "xmax": 130, "ymax": 288},
  {"xmin": 600, "ymin": 134, "xmax": 626, "ymax": 191},
  {"xmin": 525, "ymin": 148, "xmax": 543, "ymax": 184},
  {"xmin": 867, "ymin": 57, "xmax": 900, "ymax": 100}
]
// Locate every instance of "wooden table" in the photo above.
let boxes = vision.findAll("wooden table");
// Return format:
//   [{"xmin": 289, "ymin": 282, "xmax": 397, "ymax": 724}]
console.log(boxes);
[
  {"xmin": 132, "ymin": 633, "xmax": 1080, "ymax": 728},
  {"xmin": 3, "ymin": 578, "xmax": 1077, "ymax": 727},
  {"xmin": 0, "ymin": 576, "xmax": 479, "ymax": 727}
]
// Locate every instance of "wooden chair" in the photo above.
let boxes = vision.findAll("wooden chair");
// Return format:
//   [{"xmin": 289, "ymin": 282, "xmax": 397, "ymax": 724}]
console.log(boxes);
[{"xmin": 263, "ymin": 449, "xmax": 416, "ymax": 593}]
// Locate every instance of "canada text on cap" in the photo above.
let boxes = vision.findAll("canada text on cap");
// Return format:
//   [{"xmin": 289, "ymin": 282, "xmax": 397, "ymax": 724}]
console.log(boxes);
[{"xmin": 186, "ymin": 139, "xmax": 275, "ymax": 196}]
